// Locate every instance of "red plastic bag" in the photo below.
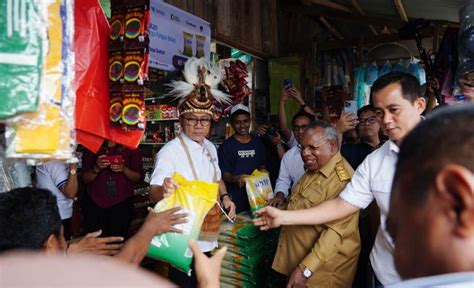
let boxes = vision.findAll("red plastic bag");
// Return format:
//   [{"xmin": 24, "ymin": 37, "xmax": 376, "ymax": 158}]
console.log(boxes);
[{"xmin": 74, "ymin": 0, "xmax": 143, "ymax": 153}]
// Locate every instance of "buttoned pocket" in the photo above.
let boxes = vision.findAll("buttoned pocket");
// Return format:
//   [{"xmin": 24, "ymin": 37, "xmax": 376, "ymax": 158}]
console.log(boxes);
[{"xmin": 300, "ymin": 183, "xmax": 326, "ymax": 207}]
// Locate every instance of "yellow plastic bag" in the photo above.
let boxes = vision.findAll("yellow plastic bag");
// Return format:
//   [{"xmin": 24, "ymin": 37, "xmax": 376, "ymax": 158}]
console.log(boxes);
[
  {"xmin": 147, "ymin": 172, "xmax": 218, "ymax": 275},
  {"xmin": 245, "ymin": 169, "xmax": 273, "ymax": 217}
]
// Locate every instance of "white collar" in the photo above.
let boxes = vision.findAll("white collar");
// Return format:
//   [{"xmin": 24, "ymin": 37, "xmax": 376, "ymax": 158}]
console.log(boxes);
[
  {"xmin": 388, "ymin": 140, "xmax": 400, "ymax": 154},
  {"xmin": 181, "ymin": 132, "xmax": 208, "ymax": 151}
]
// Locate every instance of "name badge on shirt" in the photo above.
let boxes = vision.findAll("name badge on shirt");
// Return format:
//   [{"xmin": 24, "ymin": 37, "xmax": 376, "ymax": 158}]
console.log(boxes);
[{"xmin": 106, "ymin": 179, "xmax": 118, "ymax": 197}]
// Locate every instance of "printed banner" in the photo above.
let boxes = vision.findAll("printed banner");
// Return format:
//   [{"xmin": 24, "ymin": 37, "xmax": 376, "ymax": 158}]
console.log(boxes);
[{"xmin": 149, "ymin": 0, "xmax": 211, "ymax": 71}]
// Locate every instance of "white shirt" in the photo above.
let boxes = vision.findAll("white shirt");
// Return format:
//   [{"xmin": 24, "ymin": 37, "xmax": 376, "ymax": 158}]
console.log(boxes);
[
  {"xmin": 388, "ymin": 272, "xmax": 474, "ymax": 288},
  {"xmin": 287, "ymin": 132, "xmax": 298, "ymax": 149},
  {"xmin": 339, "ymin": 140, "xmax": 401, "ymax": 285},
  {"xmin": 150, "ymin": 133, "xmax": 221, "ymax": 252},
  {"xmin": 274, "ymin": 145, "xmax": 305, "ymax": 197},
  {"xmin": 35, "ymin": 162, "xmax": 73, "ymax": 220}
]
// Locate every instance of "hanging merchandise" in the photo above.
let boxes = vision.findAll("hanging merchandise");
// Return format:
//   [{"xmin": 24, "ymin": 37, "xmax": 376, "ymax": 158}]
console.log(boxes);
[
  {"xmin": 0, "ymin": 0, "xmax": 43, "ymax": 120},
  {"xmin": 5, "ymin": 0, "xmax": 76, "ymax": 161},
  {"xmin": 75, "ymin": 0, "xmax": 144, "ymax": 153},
  {"xmin": 221, "ymin": 59, "xmax": 253, "ymax": 107},
  {"xmin": 147, "ymin": 172, "xmax": 218, "ymax": 275},
  {"xmin": 379, "ymin": 61, "xmax": 392, "ymax": 77},
  {"xmin": 244, "ymin": 169, "xmax": 273, "ymax": 217},
  {"xmin": 407, "ymin": 58, "xmax": 426, "ymax": 85},
  {"xmin": 109, "ymin": 49, "xmax": 124, "ymax": 86},
  {"xmin": 109, "ymin": 90, "xmax": 123, "ymax": 125},
  {"xmin": 123, "ymin": 4, "xmax": 150, "ymax": 50},
  {"xmin": 353, "ymin": 66, "xmax": 367, "ymax": 108},
  {"xmin": 455, "ymin": 0, "xmax": 474, "ymax": 101},
  {"xmin": 121, "ymin": 88, "xmax": 145, "ymax": 130},
  {"xmin": 366, "ymin": 62, "xmax": 378, "ymax": 86},
  {"xmin": 123, "ymin": 48, "xmax": 149, "ymax": 85},
  {"xmin": 392, "ymin": 59, "xmax": 406, "ymax": 73},
  {"xmin": 109, "ymin": 8, "xmax": 124, "ymax": 50}
]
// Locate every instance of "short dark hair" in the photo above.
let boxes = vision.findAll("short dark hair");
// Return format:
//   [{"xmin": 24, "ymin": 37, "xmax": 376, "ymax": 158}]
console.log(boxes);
[
  {"xmin": 393, "ymin": 104, "xmax": 474, "ymax": 206},
  {"xmin": 230, "ymin": 109, "xmax": 250, "ymax": 122},
  {"xmin": 292, "ymin": 110, "xmax": 316, "ymax": 126},
  {"xmin": 0, "ymin": 187, "xmax": 61, "ymax": 252},
  {"xmin": 357, "ymin": 104, "xmax": 376, "ymax": 117},
  {"xmin": 371, "ymin": 72, "xmax": 421, "ymax": 103}
]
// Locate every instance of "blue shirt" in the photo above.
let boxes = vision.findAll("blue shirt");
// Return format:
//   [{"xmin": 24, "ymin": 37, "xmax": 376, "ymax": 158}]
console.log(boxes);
[{"xmin": 218, "ymin": 135, "xmax": 267, "ymax": 213}]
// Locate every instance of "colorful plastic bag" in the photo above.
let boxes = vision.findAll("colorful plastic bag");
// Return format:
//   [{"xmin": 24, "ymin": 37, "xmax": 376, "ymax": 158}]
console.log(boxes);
[
  {"xmin": 245, "ymin": 170, "xmax": 273, "ymax": 216},
  {"xmin": 0, "ymin": 0, "xmax": 43, "ymax": 120},
  {"xmin": 147, "ymin": 172, "xmax": 218, "ymax": 275},
  {"xmin": 4, "ymin": 0, "xmax": 76, "ymax": 161}
]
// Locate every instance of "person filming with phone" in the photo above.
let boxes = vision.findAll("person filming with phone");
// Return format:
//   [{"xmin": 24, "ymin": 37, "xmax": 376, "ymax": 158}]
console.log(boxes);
[{"xmin": 82, "ymin": 141, "xmax": 144, "ymax": 238}]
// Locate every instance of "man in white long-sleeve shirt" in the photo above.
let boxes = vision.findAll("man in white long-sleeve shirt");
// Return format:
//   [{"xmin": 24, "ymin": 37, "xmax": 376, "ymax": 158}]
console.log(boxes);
[
  {"xmin": 268, "ymin": 110, "xmax": 315, "ymax": 207},
  {"xmin": 253, "ymin": 72, "xmax": 427, "ymax": 286}
]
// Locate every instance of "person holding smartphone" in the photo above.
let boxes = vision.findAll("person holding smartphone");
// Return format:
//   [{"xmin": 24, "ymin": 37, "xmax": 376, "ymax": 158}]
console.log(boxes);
[{"xmin": 82, "ymin": 141, "xmax": 143, "ymax": 238}]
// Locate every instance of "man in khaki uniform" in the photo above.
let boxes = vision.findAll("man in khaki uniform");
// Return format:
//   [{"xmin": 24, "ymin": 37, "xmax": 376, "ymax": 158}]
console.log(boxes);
[{"xmin": 272, "ymin": 121, "xmax": 360, "ymax": 287}]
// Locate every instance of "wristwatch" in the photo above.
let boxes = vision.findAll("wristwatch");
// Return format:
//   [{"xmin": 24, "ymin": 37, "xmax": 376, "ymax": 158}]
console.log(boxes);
[
  {"xmin": 69, "ymin": 169, "xmax": 77, "ymax": 175},
  {"xmin": 302, "ymin": 267, "xmax": 313, "ymax": 279}
]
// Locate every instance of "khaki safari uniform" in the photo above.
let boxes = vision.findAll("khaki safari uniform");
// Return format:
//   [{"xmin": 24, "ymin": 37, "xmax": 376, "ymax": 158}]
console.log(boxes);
[{"xmin": 272, "ymin": 152, "xmax": 361, "ymax": 287}]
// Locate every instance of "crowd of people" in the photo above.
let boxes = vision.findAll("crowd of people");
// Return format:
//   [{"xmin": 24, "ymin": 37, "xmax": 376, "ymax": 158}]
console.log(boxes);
[{"xmin": 0, "ymin": 61, "xmax": 473, "ymax": 288}]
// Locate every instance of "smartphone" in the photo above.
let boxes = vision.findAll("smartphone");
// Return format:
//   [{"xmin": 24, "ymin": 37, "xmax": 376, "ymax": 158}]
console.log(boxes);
[
  {"xmin": 104, "ymin": 155, "xmax": 124, "ymax": 165},
  {"xmin": 283, "ymin": 79, "xmax": 293, "ymax": 88},
  {"xmin": 343, "ymin": 100, "xmax": 358, "ymax": 114}
]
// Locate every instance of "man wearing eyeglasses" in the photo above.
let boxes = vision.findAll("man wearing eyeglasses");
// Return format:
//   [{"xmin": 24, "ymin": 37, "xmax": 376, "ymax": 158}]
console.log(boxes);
[
  {"xmin": 148, "ymin": 57, "xmax": 237, "ymax": 288},
  {"xmin": 218, "ymin": 104, "xmax": 267, "ymax": 213},
  {"xmin": 253, "ymin": 72, "xmax": 428, "ymax": 287},
  {"xmin": 149, "ymin": 110, "xmax": 237, "ymax": 287},
  {"xmin": 271, "ymin": 120, "xmax": 360, "ymax": 287},
  {"xmin": 268, "ymin": 109, "xmax": 315, "ymax": 207},
  {"xmin": 337, "ymin": 105, "xmax": 382, "ymax": 170},
  {"xmin": 336, "ymin": 105, "xmax": 383, "ymax": 288}
]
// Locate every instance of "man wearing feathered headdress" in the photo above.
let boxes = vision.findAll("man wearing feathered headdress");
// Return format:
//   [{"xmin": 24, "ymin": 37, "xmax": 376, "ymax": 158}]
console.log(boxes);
[{"xmin": 148, "ymin": 57, "xmax": 236, "ymax": 288}]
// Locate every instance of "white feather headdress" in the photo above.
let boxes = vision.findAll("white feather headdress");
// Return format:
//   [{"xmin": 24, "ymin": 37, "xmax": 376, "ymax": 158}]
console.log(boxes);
[{"xmin": 163, "ymin": 58, "xmax": 231, "ymax": 118}]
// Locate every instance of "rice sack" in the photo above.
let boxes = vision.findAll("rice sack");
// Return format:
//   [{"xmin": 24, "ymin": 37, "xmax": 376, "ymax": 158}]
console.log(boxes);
[
  {"xmin": 147, "ymin": 172, "xmax": 218, "ymax": 275},
  {"xmin": 245, "ymin": 170, "xmax": 273, "ymax": 217}
]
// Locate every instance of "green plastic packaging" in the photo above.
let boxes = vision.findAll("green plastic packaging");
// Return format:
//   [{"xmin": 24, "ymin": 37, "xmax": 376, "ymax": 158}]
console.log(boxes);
[{"xmin": 147, "ymin": 172, "xmax": 218, "ymax": 275}]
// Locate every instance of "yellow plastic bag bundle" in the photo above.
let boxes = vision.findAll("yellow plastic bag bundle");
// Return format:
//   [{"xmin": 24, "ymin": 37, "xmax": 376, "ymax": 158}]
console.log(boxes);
[
  {"xmin": 147, "ymin": 172, "xmax": 218, "ymax": 275},
  {"xmin": 245, "ymin": 169, "xmax": 273, "ymax": 217}
]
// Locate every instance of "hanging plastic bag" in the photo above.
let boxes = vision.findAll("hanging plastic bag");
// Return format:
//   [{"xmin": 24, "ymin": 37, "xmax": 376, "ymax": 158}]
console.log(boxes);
[
  {"xmin": 408, "ymin": 58, "xmax": 426, "ymax": 85},
  {"xmin": 0, "ymin": 0, "xmax": 43, "ymax": 120},
  {"xmin": 245, "ymin": 169, "xmax": 273, "ymax": 217},
  {"xmin": 5, "ymin": 0, "xmax": 76, "ymax": 161},
  {"xmin": 392, "ymin": 59, "xmax": 406, "ymax": 73},
  {"xmin": 353, "ymin": 66, "xmax": 367, "ymax": 109},
  {"xmin": 366, "ymin": 61, "xmax": 379, "ymax": 86},
  {"xmin": 147, "ymin": 172, "xmax": 218, "ymax": 275},
  {"xmin": 379, "ymin": 60, "xmax": 392, "ymax": 77}
]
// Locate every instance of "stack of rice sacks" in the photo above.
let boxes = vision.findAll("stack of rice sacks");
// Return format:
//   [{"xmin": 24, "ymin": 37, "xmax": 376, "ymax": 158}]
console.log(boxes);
[{"xmin": 218, "ymin": 213, "xmax": 280, "ymax": 287}]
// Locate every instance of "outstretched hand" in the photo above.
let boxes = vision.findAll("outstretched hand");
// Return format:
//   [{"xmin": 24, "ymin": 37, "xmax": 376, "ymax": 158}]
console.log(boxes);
[
  {"xmin": 67, "ymin": 230, "xmax": 124, "ymax": 256},
  {"xmin": 251, "ymin": 206, "xmax": 284, "ymax": 231},
  {"xmin": 189, "ymin": 239, "xmax": 227, "ymax": 288},
  {"xmin": 144, "ymin": 206, "xmax": 187, "ymax": 235}
]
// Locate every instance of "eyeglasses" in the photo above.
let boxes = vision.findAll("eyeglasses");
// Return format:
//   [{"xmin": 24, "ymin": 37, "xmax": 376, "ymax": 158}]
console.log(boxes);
[
  {"xmin": 359, "ymin": 116, "xmax": 378, "ymax": 125},
  {"xmin": 299, "ymin": 139, "xmax": 328, "ymax": 154},
  {"xmin": 182, "ymin": 117, "xmax": 212, "ymax": 126},
  {"xmin": 293, "ymin": 124, "xmax": 308, "ymax": 131}
]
